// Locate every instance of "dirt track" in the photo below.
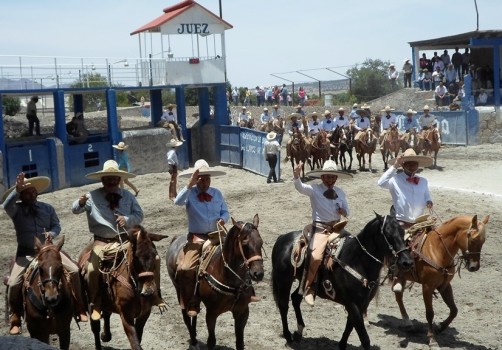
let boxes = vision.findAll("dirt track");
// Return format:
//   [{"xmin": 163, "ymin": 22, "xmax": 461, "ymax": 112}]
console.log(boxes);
[{"xmin": 0, "ymin": 142, "xmax": 500, "ymax": 350}]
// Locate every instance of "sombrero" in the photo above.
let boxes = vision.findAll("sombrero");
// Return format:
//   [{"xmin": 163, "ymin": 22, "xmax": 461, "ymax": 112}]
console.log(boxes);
[
  {"xmin": 86, "ymin": 160, "xmax": 136, "ymax": 180},
  {"xmin": 179, "ymin": 159, "xmax": 226, "ymax": 178},
  {"xmin": 166, "ymin": 138, "xmax": 183, "ymax": 148},
  {"xmin": 2, "ymin": 176, "xmax": 51, "ymax": 202},
  {"xmin": 381, "ymin": 106, "xmax": 395, "ymax": 112},
  {"xmin": 423, "ymin": 105, "xmax": 431, "ymax": 111},
  {"xmin": 323, "ymin": 110, "xmax": 332, "ymax": 117},
  {"xmin": 286, "ymin": 112, "xmax": 302, "ymax": 121},
  {"xmin": 307, "ymin": 160, "xmax": 353, "ymax": 179},
  {"xmin": 355, "ymin": 108, "xmax": 367, "ymax": 116},
  {"xmin": 166, "ymin": 103, "xmax": 176, "ymax": 109},
  {"xmin": 112, "ymin": 141, "xmax": 128, "ymax": 150},
  {"xmin": 352, "ymin": 103, "xmax": 358, "ymax": 108},
  {"xmin": 306, "ymin": 111, "xmax": 319, "ymax": 119},
  {"xmin": 388, "ymin": 148, "xmax": 433, "ymax": 168},
  {"xmin": 266, "ymin": 131, "xmax": 277, "ymax": 141},
  {"xmin": 406, "ymin": 109, "xmax": 417, "ymax": 114}
]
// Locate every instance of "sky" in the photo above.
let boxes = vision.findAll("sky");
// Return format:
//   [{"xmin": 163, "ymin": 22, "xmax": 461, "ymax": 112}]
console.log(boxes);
[{"xmin": 1, "ymin": 0, "xmax": 501, "ymax": 88}]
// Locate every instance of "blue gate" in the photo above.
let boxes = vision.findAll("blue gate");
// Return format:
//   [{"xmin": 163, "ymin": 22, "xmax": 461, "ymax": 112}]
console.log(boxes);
[{"xmin": 220, "ymin": 125, "xmax": 241, "ymax": 166}]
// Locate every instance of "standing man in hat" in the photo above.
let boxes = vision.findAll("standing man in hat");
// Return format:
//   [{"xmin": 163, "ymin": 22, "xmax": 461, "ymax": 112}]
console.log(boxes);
[
  {"xmin": 377, "ymin": 148, "xmax": 433, "ymax": 292},
  {"xmin": 4, "ymin": 173, "xmax": 88, "ymax": 334},
  {"xmin": 388, "ymin": 64, "xmax": 399, "ymax": 89},
  {"xmin": 26, "ymin": 96, "xmax": 41, "ymax": 136},
  {"xmin": 402, "ymin": 59, "xmax": 414, "ymax": 88},
  {"xmin": 264, "ymin": 131, "xmax": 281, "ymax": 183},
  {"xmin": 113, "ymin": 141, "xmax": 139, "ymax": 197},
  {"xmin": 72, "ymin": 160, "xmax": 164, "ymax": 320},
  {"xmin": 161, "ymin": 103, "xmax": 184, "ymax": 141},
  {"xmin": 293, "ymin": 160, "xmax": 352, "ymax": 306},
  {"xmin": 173, "ymin": 160, "xmax": 233, "ymax": 317},
  {"xmin": 166, "ymin": 138, "xmax": 183, "ymax": 200}
]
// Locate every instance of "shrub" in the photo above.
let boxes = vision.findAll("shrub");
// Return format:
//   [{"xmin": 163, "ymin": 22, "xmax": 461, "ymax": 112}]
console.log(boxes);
[{"xmin": 2, "ymin": 96, "xmax": 21, "ymax": 116}]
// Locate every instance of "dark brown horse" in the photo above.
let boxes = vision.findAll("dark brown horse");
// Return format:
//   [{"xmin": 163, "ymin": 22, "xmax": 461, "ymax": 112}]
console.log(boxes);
[
  {"xmin": 395, "ymin": 215, "xmax": 490, "ymax": 348},
  {"xmin": 354, "ymin": 128, "xmax": 377, "ymax": 171},
  {"xmin": 381, "ymin": 124, "xmax": 401, "ymax": 170},
  {"xmin": 338, "ymin": 125, "xmax": 354, "ymax": 171},
  {"xmin": 78, "ymin": 226, "xmax": 168, "ymax": 350},
  {"xmin": 166, "ymin": 215, "xmax": 264, "ymax": 350},
  {"xmin": 309, "ymin": 129, "xmax": 330, "ymax": 170},
  {"xmin": 289, "ymin": 130, "xmax": 311, "ymax": 178},
  {"xmin": 421, "ymin": 127, "xmax": 441, "ymax": 168},
  {"xmin": 24, "ymin": 235, "xmax": 73, "ymax": 349},
  {"xmin": 329, "ymin": 125, "xmax": 345, "ymax": 166}
]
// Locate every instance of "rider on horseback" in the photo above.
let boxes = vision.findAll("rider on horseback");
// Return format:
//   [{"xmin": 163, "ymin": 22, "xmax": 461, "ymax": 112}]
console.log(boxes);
[
  {"xmin": 4, "ymin": 173, "xmax": 88, "ymax": 334},
  {"xmin": 307, "ymin": 112, "xmax": 321, "ymax": 137},
  {"xmin": 285, "ymin": 113, "xmax": 304, "ymax": 160},
  {"xmin": 418, "ymin": 105, "xmax": 442, "ymax": 144},
  {"xmin": 379, "ymin": 105, "xmax": 397, "ymax": 145},
  {"xmin": 353, "ymin": 108, "xmax": 371, "ymax": 142},
  {"xmin": 293, "ymin": 160, "xmax": 352, "ymax": 306},
  {"xmin": 73, "ymin": 160, "xmax": 164, "ymax": 321},
  {"xmin": 377, "ymin": 149, "xmax": 434, "ymax": 293}
]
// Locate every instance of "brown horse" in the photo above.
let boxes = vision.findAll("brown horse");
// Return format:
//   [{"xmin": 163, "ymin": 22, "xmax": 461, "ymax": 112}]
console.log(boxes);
[
  {"xmin": 309, "ymin": 129, "xmax": 330, "ymax": 170},
  {"xmin": 289, "ymin": 130, "xmax": 311, "ymax": 178},
  {"xmin": 166, "ymin": 215, "xmax": 264, "ymax": 350},
  {"xmin": 78, "ymin": 226, "xmax": 168, "ymax": 350},
  {"xmin": 23, "ymin": 235, "xmax": 73, "ymax": 349},
  {"xmin": 339, "ymin": 125, "xmax": 354, "ymax": 171},
  {"xmin": 395, "ymin": 215, "xmax": 490, "ymax": 348},
  {"xmin": 355, "ymin": 128, "xmax": 377, "ymax": 171},
  {"xmin": 380, "ymin": 124, "xmax": 401, "ymax": 170},
  {"xmin": 421, "ymin": 127, "xmax": 441, "ymax": 167},
  {"xmin": 401, "ymin": 128, "xmax": 423, "ymax": 155},
  {"xmin": 329, "ymin": 125, "xmax": 345, "ymax": 166},
  {"xmin": 239, "ymin": 118, "xmax": 255, "ymax": 129}
]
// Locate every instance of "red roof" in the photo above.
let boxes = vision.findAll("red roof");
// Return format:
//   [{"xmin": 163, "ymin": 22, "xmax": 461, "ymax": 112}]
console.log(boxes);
[{"xmin": 130, "ymin": 0, "xmax": 232, "ymax": 36}]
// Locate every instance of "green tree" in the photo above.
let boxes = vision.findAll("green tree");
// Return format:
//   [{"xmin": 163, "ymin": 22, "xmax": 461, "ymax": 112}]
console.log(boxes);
[
  {"xmin": 347, "ymin": 59, "xmax": 394, "ymax": 102},
  {"xmin": 2, "ymin": 96, "xmax": 21, "ymax": 116}
]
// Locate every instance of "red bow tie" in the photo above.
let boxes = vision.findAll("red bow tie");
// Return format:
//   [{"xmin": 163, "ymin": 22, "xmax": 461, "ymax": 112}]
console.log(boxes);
[
  {"xmin": 406, "ymin": 176, "xmax": 420, "ymax": 185},
  {"xmin": 198, "ymin": 192, "xmax": 213, "ymax": 202}
]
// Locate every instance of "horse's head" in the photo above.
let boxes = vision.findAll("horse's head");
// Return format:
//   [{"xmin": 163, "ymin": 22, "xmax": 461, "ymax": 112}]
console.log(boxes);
[
  {"xmin": 374, "ymin": 210, "xmax": 414, "ymax": 271},
  {"xmin": 129, "ymin": 225, "xmax": 169, "ymax": 296},
  {"xmin": 34, "ymin": 235, "xmax": 65, "ymax": 308},
  {"xmin": 459, "ymin": 215, "xmax": 489, "ymax": 272},
  {"xmin": 228, "ymin": 214, "xmax": 264, "ymax": 282}
]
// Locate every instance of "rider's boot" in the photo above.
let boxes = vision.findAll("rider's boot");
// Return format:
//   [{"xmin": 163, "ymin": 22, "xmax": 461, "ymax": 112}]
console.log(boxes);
[{"xmin": 8, "ymin": 285, "xmax": 23, "ymax": 335}]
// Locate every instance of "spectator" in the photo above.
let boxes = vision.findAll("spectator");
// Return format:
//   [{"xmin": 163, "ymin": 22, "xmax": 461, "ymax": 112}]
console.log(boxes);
[
  {"xmin": 402, "ymin": 59, "xmax": 413, "ymax": 88},
  {"xmin": 432, "ymin": 66, "xmax": 444, "ymax": 89},
  {"xmin": 419, "ymin": 53, "xmax": 429, "ymax": 70},
  {"xmin": 440, "ymin": 50, "xmax": 451, "ymax": 67},
  {"xmin": 232, "ymin": 87, "xmax": 239, "ymax": 106},
  {"xmin": 444, "ymin": 64, "xmax": 457, "ymax": 85},
  {"xmin": 112, "ymin": 142, "xmax": 140, "ymax": 197},
  {"xmin": 298, "ymin": 87, "xmax": 306, "ymax": 106},
  {"xmin": 454, "ymin": 83, "xmax": 465, "ymax": 102},
  {"xmin": 476, "ymin": 89, "xmax": 489, "ymax": 106},
  {"xmin": 280, "ymin": 84, "xmax": 288, "ymax": 106},
  {"xmin": 166, "ymin": 138, "xmax": 183, "ymax": 200},
  {"xmin": 265, "ymin": 86, "xmax": 273, "ymax": 106},
  {"xmin": 388, "ymin": 64, "xmax": 399, "ymax": 89},
  {"xmin": 461, "ymin": 48, "xmax": 470, "ymax": 76},
  {"xmin": 451, "ymin": 47, "xmax": 463, "ymax": 81},
  {"xmin": 433, "ymin": 56, "xmax": 445, "ymax": 73},
  {"xmin": 26, "ymin": 96, "xmax": 41, "ymax": 136},
  {"xmin": 434, "ymin": 81, "xmax": 449, "ymax": 107},
  {"xmin": 414, "ymin": 69, "xmax": 426, "ymax": 90},
  {"xmin": 422, "ymin": 69, "xmax": 432, "ymax": 91},
  {"xmin": 243, "ymin": 87, "xmax": 250, "ymax": 106}
]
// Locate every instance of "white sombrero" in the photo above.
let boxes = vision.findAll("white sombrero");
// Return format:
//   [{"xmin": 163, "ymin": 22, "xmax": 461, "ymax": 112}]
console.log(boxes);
[
  {"xmin": 406, "ymin": 109, "xmax": 417, "ymax": 114},
  {"xmin": 166, "ymin": 138, "xmax": 183, "ymax": 148},
  {"xmin": 381, "ymin": 105, "xmax": 395, "ymax": 112},
  {"xmin": 266, "ymin": 131, "xmax": 277, "ymax": 141},
  {"xmin": 306, "ymin": 111, "xmax": 319, "ymax": 119},
  {"xmin": 307, "ymin": 160, "xmax": 353, "ymax": 179},
  {"xmin": 286, "ymin": 112, "xmax": 302, "ymax": 121},
  {"xmin": 388, "ymin": 148, "xmax": 433, "ymax": 168},
  {"xmin": 86, "ymin": 160, "xmax": 136, "ymax": 180},
  {"xmin": 112, "ymin": 141, "xmax": 128, "ymax": 150},
  {"xmin": 179, "ymin": 159, "xmax": 226, "ymax": 178},
  {"xmin": 2, "ymin": 176, "xmax": 51, "ymax": 202}
]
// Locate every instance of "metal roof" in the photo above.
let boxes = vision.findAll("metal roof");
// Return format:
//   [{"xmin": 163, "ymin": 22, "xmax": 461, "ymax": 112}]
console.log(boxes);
[
  {"xmin": 130, "ymin": 0, "xmax": 233, "ymax": 36},
  {"xmin": 408, "ymin": 30, "xmax": 502, "ymax": 49}
]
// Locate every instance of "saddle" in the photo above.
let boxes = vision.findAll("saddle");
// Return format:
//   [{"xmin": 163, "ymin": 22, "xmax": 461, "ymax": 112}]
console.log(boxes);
[
  {"xmin": 406, "ymin": 216, "xmax": 437, "ymax": 258},
  {"xmin": 198, "ymin": 231, "xmax": 227, "ymax": 275}
]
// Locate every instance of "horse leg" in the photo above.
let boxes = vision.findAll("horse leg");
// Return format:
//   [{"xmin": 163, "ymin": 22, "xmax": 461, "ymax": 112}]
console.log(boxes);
[
  {"xmin": 343, "ymin": 303, "xmax": 370, "ymax": 350},
  {"xmin": 58, "ymin": 327, "xmax": 71, "ymax": 350},
  {"xmin": 101, "ymin": 312, "xmax": 112, "ymax": 342},
  {"xmin": 291, "ymin": 288, "xmax": 306, "ymax": 342},
  {"xmin": 134, "ymin": 309, "xmax": 152, "ymax": 344},
  {"xmin": 273, "ymin": 274, "xmax": 294, "ymax": 343},
  {"xmin": 339, "ymin": 317, "xmax": 354, "ymax": 350},
  {"xmin": 381, "ymin": 149, "xmax": 387, "ymax": 170},
  {"xmin": 394, "ymin": 289, "xmax": 413, "ymax": 327},
  {"xmin": 348, "ymin": 150, "xmax": 353, "ymax": 170},
  {"xmin": 422, "ymin": 285, "xmax": 439, "ymax": 348},
  {"xmin": 182, "ymin": 310, "xmax": 199, "ymax": 347},
  {"xmin": 90, "ymin": 319, "xmax": 103, "ymax": 350},
  {"xmin": 205, "ymin": 311, "xmax": 218, "ymax": 350},
  {"xmin": 437, "ymin": 283, "xmax": 457, "ymax": 333},
  {"xmin": 232, "ymin": 307, "xmax": 250, "ymax": 350},
  {"xmin": 119, "ymin": 312, "xmax": 142, "ymax": 350},
  {"xmin": 368, "ymin": 153, "xmax": 373, "ymax": 172}
]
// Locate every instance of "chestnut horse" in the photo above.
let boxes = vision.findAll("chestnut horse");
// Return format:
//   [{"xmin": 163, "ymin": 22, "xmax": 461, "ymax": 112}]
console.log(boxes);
[
  {"xmin": 23, "ymin": 236, "xmax": 73, "ymax": 349},
  {"xmin": 271, "ymin": 211, "xmax": 413, "ymax": 350},
  {"xmin": 289, "ymin": 130, "xmax": 311, "ymax": 178},
  {"xmin": 166, "ymin": 215, "xmax": 264, "ymax": 350},
  {"xmin": 380, "ymin": 124, "xmax": 401, "ymax": 170},
  {"xmin": 309, "ymin": 129, "xmax": 330, "ymax": 170},
  {"xmin": 395, "ymin": 215, "xmax": 490, "ymax": 348},
  {"xmin": 421, "ymin": 127, "xmax": 441, "ymax": 168},
  {"xmin": 354, "ymin": 128, "xmax": 377, "ymax": 171},
  {"xmin": 78, "ymin": 226, "xmax": 168, "ymax": 350}
]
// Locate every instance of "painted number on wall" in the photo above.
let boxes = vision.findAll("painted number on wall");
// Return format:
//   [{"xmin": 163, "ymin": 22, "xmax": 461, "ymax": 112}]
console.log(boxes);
[
  {"xmin": 28, "ymin": 149, "xmax": 32, "ymax": 162},
  {"xmin": 88, "ymin": 144, "xmax": 93, "ymax": 152}
]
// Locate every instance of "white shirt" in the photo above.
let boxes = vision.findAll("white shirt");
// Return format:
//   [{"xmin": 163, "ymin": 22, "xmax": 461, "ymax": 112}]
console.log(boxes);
[
  {"xmin": 238, "ymin": 112, "xmax": 249, "ymax": 122},
  {"xmin": 321, "ymin": 118, "xmax": 336, "ymax": 132},
  {"xmin": 355, "ymin": 116, "xmax": 371, "ymax": 130},
  {"xmin": 294, "ymin": 178, "xmax": 350, "ymax": 222},
  {"xmin": 377, "ymin": 166, "xmax": 432, "ymax": 223},
  {"xmin": 166, "ymin": 149, "xmax": 178, "ymax": 166},
  {"xmin": 271, "ymin": 109, "xmax": 282, "ymax": 119},
  {"xmin": 435, "ymin": 85, "xmax": 448, "ymax": 97},
  {"xmin": 287, "ymin": 120, "xmax": 304, "ymax": 135},
  {"xmin": 161, "ymin": 109, "xmax": 177, "ymax": 122},
  {"xmin": 260, "ymin": 112, "xmax": 272, "ymax": 123},
  {"xmin": 418, "ymin": 114, "xmax": 436, "ymax": 128},
  {"xmin": 263, "ymin": 140, "xmax": 280, "ymax": 155},
  {"xmin": 380, "ymin": 113, "xmax": 397, "ymax": 131},
  {"xmin": 308, "ymin": 120, "xmax": 322, "ymax": 134},
  {"xmin": 334, "ymin": 115, "xmax": 349, "ymax": 128}
]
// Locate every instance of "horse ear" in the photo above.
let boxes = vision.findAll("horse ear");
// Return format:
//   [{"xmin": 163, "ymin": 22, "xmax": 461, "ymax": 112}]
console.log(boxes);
[
  {"xmin": 471, "ymin": 215, "xmax": 478, "ymax": 229},
  {"xmin": 389, "ymin": 205, "xmax": 396, "ymax": 217},
  {"xmin": 482, "ymin": 215, "xmax": 490, "ymax": 224},
  {"xmin": 374, "ymin": 211, "xmax": 383, "ymax": 221},
  {"xmin": 55, "ymin": 235, "xmax": 65, "ymax": 251},
  {"xmin": 253, "ymin": 214, "xmax": 259, "ymax": 228},
  {"xmin": 148, "ymin": 233, "xmax": 169, "ymax": 242},
  {"xmin": 34, "ymin": 237, "xmax": 43, "ymax": 251}
]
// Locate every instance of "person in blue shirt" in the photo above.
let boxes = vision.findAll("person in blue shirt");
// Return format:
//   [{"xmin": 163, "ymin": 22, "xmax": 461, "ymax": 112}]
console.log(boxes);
[
  {"xmin": 174, "ymin": 160, "xmax": 230, "ymax": 317},
  {"xmin": 401, "ymin": 109, "xmax": 421, "ymax": 148},
  {"xmin": 113, "ymin": 142, "xmax": 139, "ymax": 197}
]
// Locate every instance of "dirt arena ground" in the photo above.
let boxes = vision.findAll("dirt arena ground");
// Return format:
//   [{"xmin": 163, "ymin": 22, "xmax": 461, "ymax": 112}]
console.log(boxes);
[{"xmin": 0, "ymin": 141, "xmax": 500, "ymax": 350}]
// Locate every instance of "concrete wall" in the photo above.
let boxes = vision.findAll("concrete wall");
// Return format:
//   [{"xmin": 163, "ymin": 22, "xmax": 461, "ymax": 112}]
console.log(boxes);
[{"xmin": 478, "ymin": 107, "xmax": 502, "ymax": 143}]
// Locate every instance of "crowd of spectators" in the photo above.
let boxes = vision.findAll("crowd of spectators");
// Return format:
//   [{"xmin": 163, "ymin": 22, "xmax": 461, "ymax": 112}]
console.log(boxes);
[{"xmin": 227, "ymin": 84, "xmax": 310, "ymax": 107}]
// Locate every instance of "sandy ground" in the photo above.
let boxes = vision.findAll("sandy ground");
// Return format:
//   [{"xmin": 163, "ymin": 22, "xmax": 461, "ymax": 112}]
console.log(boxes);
[{"xmin": 0, "ymin": 141, "xmax": 500, "ymax": 350}]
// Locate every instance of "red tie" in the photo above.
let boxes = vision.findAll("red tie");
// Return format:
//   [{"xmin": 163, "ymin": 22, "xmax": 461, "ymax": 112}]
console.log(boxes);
[
  {"xmin": 406, "ymin": 176, "xmax": 420, "ymax": 185},
  {"xmin": 197, "ymin": 192, "xmax": 213, "ymax": 202}
]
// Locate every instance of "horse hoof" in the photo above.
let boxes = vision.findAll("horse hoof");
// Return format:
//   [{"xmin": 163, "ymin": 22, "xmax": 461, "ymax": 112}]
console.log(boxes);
[
  {"xmin": 100, "ymin": 332, "xmax": 112, "ymax": 342},
  {"xmin": 292, "ymin": 331, "xmax": 302, "ymax": 342}
]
